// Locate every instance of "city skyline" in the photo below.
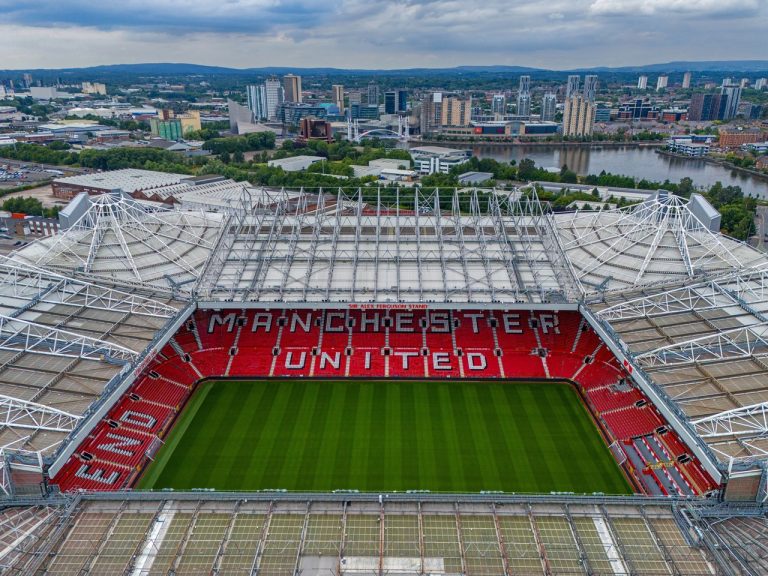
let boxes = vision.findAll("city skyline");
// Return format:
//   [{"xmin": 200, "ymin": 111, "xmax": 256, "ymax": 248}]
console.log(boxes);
[{"xmin": 1, "ymin": 0, "xmax": 766, "ymax": 70}]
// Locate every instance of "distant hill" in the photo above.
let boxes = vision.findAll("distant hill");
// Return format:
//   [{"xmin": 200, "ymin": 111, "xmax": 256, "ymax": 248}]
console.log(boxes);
[
  {"xmin": 577, "ymin": 60, "xmax": 768, "ymax": 73},
  {"xmin": 1, "ymin": 60, "xmax": 766, "ymax": 77}
]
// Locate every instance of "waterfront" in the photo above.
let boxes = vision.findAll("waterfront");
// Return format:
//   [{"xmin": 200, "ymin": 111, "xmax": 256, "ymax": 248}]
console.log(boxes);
[{"xmin": 408, "ymin": 143, "xmax": 768, "ymax": 198}]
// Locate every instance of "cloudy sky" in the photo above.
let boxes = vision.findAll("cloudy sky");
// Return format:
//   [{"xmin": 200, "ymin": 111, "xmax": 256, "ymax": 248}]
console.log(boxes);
[{"xmin": 1, "ymin": 0, "xmax": 766, "ymax": 70}]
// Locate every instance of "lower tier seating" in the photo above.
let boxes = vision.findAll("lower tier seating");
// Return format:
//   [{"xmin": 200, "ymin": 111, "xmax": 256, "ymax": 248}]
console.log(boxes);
[{"xmin": 51, "ymin": 307, "xmax": 717, "ymax": 496}]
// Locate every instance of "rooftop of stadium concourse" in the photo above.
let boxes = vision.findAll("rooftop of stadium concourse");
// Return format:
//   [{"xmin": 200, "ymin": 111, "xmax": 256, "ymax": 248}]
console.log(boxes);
[
  {"xmin": 595, "ymin": 267, "xmax": 768, "ymax": 465},
  {"xmin": 52, "ymin": 168, "xmax": 190, "ymax": 195},
  {"xmin": 197, "ymin": 187, "xmax": 581, "ymax": 305},
  {"xmin": 11, "ymin": 193, "xmax": 225, "ymax": 297},
  {"xmin": 555, "ymin": 192, "xmax": 765, "ymax": 295},
  {"xmin": 23, "ymin": 496, "xmax": 719, "ymax": 576}
]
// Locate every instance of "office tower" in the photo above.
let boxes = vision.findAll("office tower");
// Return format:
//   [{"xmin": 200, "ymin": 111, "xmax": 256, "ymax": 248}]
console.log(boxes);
[
  {"xmin": 517, "ymin": 75, "xmax": 531, "ymax": 117},
  {"xmin": 541, "ymin": 93, "xmax": 557, "ymax": 122},
  {"xmin": 566, "ymin": 75, "xmax": 580, "ymax": 99},
  {"xmin": 656, "ymin": 75, "xmax": 668, "ymax": 91},
  {"xmin": 682, "ymin": 72, "xmax": 692, "ymax": 89},
  {"xmin": 384, "ymin": 90, "xmax": 407, "ymax": 114},
  {"xmin": 367, "ymin": 81, "xmax": 379, "ymax": 105},
  {"xmin": 384, "ymin": 91, "xmax": 397, "ymax": 114},
  {"xmin": 688, "ymin": 93, "xmax": 726, "ymax": 121},
  {"xmin": 397, "ymin": 90, "xmax": 408, "ymax": 113},
  {"xmin": 283, "ymin": 74, "xmax": 302, "ymax": 103},
  {"xmin": 583, "ymin": 75, "xmax": 598, "ymax": 102},
  {"xmin": 720, "ymin": 82, "xmax": 742, "ymax": 120},
  {"xmin": 637, "ymin": 75, "xmax": 648, "ymax": 89},
  {"xmin": 332, "ymin": 84, "xmax": 344, "ymax": 114},
  {"xmin": 491, "ymin": 94, "xmax": 506, "ymax": 115}
]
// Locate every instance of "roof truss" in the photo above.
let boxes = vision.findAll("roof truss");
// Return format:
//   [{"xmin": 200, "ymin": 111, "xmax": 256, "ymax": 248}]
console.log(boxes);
[
  {"xmin": 635, "ymin": 322, "xmax": 768, "ymax": 367},
  {"xmin": 0, "ymin": 395, "xmax": 81, "ymax": 434},
  {"xmin": 0, "ymin": 313, "xmax": 138, "ymax": 362}
]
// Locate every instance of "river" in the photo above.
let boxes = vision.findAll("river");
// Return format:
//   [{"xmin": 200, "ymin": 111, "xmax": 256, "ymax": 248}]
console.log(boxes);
[{"xmin": 407, "ymin": 143, "xmax": 768, "ymax": 199}]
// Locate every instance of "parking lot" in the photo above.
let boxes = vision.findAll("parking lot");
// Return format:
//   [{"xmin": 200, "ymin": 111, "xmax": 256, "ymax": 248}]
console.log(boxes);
[{"xmin": 0, "ymin": 162, "xmax": 59, "ymax": 189}]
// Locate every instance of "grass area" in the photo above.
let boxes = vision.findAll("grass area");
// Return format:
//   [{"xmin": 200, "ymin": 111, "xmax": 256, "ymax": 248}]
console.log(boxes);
[{"xmin": 137, "ymin": 379, "xmax": 632, "ymax": 494}]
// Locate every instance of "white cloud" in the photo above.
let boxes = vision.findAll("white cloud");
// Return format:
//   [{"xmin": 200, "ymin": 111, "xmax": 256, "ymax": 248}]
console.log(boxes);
[
  {"xmin": 590, "ymin": 0, "xmax": 759, "ymax": 16},
  {"xmin": 0, "ymin": 0, "xmax": 765, "ymax": 69}
]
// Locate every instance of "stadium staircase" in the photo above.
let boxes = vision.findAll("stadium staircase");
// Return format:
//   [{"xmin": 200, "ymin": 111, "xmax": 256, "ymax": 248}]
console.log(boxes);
[{"xmin": 51, "ymin": 308, "xmax": 717, "ymax": 496}]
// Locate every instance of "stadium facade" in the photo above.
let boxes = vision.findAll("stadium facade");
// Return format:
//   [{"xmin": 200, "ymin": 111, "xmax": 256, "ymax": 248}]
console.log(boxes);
[{"xmin": 1, "ymin": 176, "xmax": 768, "ymax": 573}]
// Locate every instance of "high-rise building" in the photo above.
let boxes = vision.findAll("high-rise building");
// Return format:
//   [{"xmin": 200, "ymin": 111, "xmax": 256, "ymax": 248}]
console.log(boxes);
[
  {"xmin": 688, "ymin": 93, "xmax": 726, "ymax": 121},
  {"xmin": 421, "ymin": 93, "xmax": 471, "ymax": 133},
  {"xmin": 682, "ymin": 72, "xmax": 692, "ymax": 89},
  {"xmin": 720, "ymin": 82, "xmax": 742, "ymax": 120},
  {"xmin": 384, "ymin": 91, "xmax": 397, "ymax": 114},
  {"xmin": 384, "ymin": 90, "xmax": 407, "ymax": 114},
  {"xmin": 332, "ymin": 84, "xmax": 344, "ymax": 115},
  {"xmin": 740, "ymin": 78, "xmax": 751, "ymax": 88},
  {"xmin": 755, "ymin": 78, "xmax": 767, "ymax": 90},
  {"xmin": 491, "ymin": 94, "xmax": 506, "ymax": 115},
  {"xmin": 583, "ymin": 75, "xmax": 598, "ymax": 102},
  {"xmin": 397, "ymin": 90, "xmax": 408, "ymax": 113},
  {"xmin": 541, "ymin": 93, "xmax": 557, "ymax": 122},
  {"xmin": 637, "ymin": 76, "xmax": 648, "ymax": 90},
  {"xmin": 367, "ymin": 81, "xmax": 379, "ymax": 106},
  {"xmin": 562, "ymin": 96, "xmax": 596, "ymax": 138},
  {"xmin": 247, "ymin": 78, "xmax": 283, "ymax": 121},
  {"xmin": 517, "ymin": 94, "xmax": 531, "ymax": 117},
  {"xmin": 561, "ymin": 75, "xmax": 596, "ymax": 138},
  {"xmin": 283, "ymin": 74, "xmax": 302, "ymax": 103},
  {"xmin": 656, "ymin": 76, "xmax": 668, "ymax": 91},
  {"xmin": 246, "ymin": 85, "xmax": 266, "ymax": 120},
  {"xmin": 517, "ymin": 75, "xmax": 531, "ymax": 117},
  {"xmin": 22, "ymin": 73, "xmax": 32, "ymax": 89},
  {"xmin": 566, "ymin": 75, "xmax": 580, "ymax": 99}
]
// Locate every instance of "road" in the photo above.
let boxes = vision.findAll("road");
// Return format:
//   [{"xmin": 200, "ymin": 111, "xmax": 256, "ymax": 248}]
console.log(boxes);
[{"xmin": 0, "ymin": 158, "xmax": 90, "ymax": 175}]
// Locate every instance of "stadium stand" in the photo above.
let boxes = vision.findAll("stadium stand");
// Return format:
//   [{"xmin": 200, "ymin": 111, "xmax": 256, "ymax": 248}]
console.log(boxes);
[{"xmin": 51, "ymin": 308, "xmax": 716, "ymax": 496}]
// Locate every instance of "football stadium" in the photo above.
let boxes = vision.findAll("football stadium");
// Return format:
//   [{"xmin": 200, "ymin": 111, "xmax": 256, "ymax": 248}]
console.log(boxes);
[{"xmin": 0, "ymin": 174, "xmax": 767, "ymax": 574}]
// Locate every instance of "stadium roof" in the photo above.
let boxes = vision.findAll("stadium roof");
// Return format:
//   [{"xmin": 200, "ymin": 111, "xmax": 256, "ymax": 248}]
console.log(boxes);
[
  {"xmin": 197, "ymin": 187, "xmax": 580, "ymax": 305},
  {"xmin": 596, "ymin": 267, "xmax": 768, "ymax": 464},
  {"xmin": 52, "ymin": 168, "xmax": 189, "ymax": 194},
  {"xmin": 4, "ymin": 179, "xmax": 768, "ymax": 478},
  {"xmin": 13, "ymin": 193, "xmax": 224, "ymax": 295},
  {"xmin": 556, "ymin": 192, "xmax": 764, "ymax": 295},
  {"xmin": 0, "ymin": 256, "xmax": 181, "ymax": 458}
]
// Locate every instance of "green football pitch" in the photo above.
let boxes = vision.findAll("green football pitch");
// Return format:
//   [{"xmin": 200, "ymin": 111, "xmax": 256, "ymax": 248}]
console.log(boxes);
[{"xmin": 137, "ymin": 379, "xmax": 632, "ymax": 494}]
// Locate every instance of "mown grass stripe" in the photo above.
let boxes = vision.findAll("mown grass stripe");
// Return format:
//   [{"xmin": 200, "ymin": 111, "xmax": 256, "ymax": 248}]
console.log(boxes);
[{"xmin": 139, "ymin": 379, "xmax": 632, "ymax": 494}]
